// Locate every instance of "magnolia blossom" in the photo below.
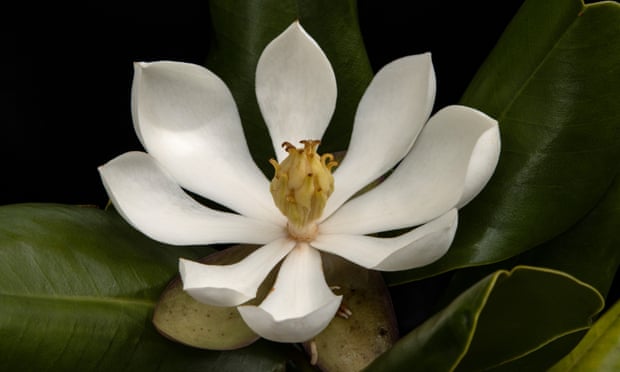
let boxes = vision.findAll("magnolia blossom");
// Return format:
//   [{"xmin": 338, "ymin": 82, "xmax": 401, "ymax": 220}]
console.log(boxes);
[{"xmin": 99, "ymin": 22, "xmax": 500, "ymax": 343}]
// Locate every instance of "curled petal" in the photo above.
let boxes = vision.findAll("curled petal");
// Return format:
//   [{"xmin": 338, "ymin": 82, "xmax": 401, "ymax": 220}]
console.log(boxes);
[
  {"xmin": 457, "ymin": 118, "xmax": 502, "ymax": 208},
  {"xmin": 256, "ymin": 22, "xmax": 337, "ymax": 162},
  {"xmin": 313, "ymin": 209, "xmax": 457, "ymax": 271},
  {"xmin": 324, "ymin": 53, "xmax": 436, "ymax": 219},
  {"xmin": 179, "ymin": 238, "xmax": 295, "ymax": 307},
  {"xmin": 238, "ymin": 243, "xmax": 342, "ymax": 342},
  {"xmin": 99, "ymin": 151, "xmax": 286, "ymax": 245},
  {"xmin": 132, "ymin": 61, "xmax": 282, "ymax": 224},
  {"xmin": 322, "ymin": 105, "xmax": 500, "ymax": 235}
]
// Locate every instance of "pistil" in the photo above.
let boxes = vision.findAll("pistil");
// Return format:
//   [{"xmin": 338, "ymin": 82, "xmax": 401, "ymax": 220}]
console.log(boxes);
[{"xmin": 269, "ymin": 140, "xmax": 337, "ymax": 232}]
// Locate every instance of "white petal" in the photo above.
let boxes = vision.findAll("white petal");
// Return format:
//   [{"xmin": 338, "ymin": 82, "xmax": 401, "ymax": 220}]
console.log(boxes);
[
  {"xmin": 179, "ymin": 238, "xmax": 295, "ymax": 306},
  {"xmin": 322, "ymin": 105, "xmax": 499, "ymax": 235},
  {"xmin": 237, "ymin": 243, "xmax": 342, "ymax": 342},
  {"xmin": 255, "ymin": 22, "xmax": 337, "ymax": 162},
  {"xmin": 323, "ymin": 53, "xmax": 436, "ymax": 219},
  {"xmin": 132, "ymin": 61, "xmax": 282, "ymax": 224},
  {"xmin": 314, "ymin": 209, "xmax": 457, "ymax": 271},
  {"xmin": 457, "ymin": 120, "xmax": 502, "ymax": 208},
  {"xmin": 99, "ymin": 151, "xmax": 286, "ymax": 245}
]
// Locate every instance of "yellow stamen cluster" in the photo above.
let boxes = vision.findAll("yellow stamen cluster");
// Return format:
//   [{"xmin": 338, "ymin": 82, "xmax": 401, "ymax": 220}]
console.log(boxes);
[{"xmin": 269, "ymin": 140, "xmax": 337, "ymax": 231}]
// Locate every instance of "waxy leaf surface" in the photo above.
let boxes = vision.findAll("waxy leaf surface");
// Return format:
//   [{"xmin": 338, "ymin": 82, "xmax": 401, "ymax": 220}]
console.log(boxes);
[
  {"xmin": 0, "ymin": 204, "xmax": 306, "ymax": 371},
  {"xmin": 388, "ymin": 0, "xmax": 620, "ymax": 283},
  {"xmin": 367, "ymin": 266, "xmax": 603, "ymax": 371}
]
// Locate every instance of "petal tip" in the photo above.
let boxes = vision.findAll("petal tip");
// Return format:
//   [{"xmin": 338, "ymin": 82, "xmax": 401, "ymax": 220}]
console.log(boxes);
[
  {"xmin": 400, "ymin": 52, "xmax": 433, "ymax": 69},
  {"xmin": 237, "ymin": 295, "xmax": 342, "ymax": 343},
  {"xmin": 291, "ymin": 19, "xmax": 302, "ymax": 29},
  {"xmin": 373, "ymin": 209, "xmax": 458, "ymax": 272},
  {"xmin": 418, "ymin": 51, "xmax": 432, "ymax": 62},
  {"xmin": 179, "ymin": 258, "xmax": 255, "ymax": 307},
  {"xmin": 256, "ymin": 19, "xmax": 336, "ymax": 159},
  {"xmin": 133, "ymin": 61, "xmax": 149, "ymax": 71},
  {"xmin": 285, "ymin": 20, "xmax": 310, "ymax": 39}
]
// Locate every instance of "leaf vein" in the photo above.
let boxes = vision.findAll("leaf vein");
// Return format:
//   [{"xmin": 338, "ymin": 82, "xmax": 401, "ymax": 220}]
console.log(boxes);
[{"xmin": 0, "ymin": 292, "xmax": 155, "ymax": 308}]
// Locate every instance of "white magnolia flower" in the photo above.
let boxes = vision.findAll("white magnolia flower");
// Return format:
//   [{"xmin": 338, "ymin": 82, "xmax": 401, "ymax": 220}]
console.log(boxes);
[{"xmin": 99, "ymin": 22, "xmax": 500, "ymax": 343}]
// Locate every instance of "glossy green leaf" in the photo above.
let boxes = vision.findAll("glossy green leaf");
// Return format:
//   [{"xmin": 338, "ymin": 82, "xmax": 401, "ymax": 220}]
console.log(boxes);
[
  {"xmin": 481, "ymin": 174, "xmax": 620, "ymax": 370},
  {"xmin": 0, "ymin": 204, "xmax": 307, "ymax": 370},
  {"xmin": 520, "ymin": 174, "xmax": 620, "ymax": 297},
  {"xmin": 440, "ymin": 173, "xmax": 620, "ymax": 305},
  {"xmin": 549, "ymin": 298, "xmax": 620, "ymax": 371},
  {"xmin": 367, "ymin": 266, "xmax": 603, "ymax": 371},
  {"xmin": 484, "ymin": 330, "xmax": 587, "ymax": 372},
  {"xmin": 388, "ymin": 0, "xmax": 620, "ymax": 284},
  {"xmin": 207, "ymin": 0, "xmax": 373, "ymax": 174},
  {"xmin": 425, "ymin": 174, "xmax": 620, "ymax": 370}
]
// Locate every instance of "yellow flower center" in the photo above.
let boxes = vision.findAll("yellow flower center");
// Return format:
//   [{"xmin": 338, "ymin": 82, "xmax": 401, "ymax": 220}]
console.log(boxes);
[{"xmin": 269, "ymin": 140, "xmax": 337, "ymax": 239}]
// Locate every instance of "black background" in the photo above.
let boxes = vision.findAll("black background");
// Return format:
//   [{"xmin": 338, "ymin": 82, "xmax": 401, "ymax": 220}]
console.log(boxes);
[{"xmin": 3, "ymin": 1, "xmax": 524, "ymax": 207}]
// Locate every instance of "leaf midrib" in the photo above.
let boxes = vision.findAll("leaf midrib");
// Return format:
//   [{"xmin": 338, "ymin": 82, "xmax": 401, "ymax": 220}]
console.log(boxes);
[
  {"xmin": 496, "ymin": 3, "xmax": 584, "ymax": 123},
  {"xmin": 0, "ymin": 291, "xmax": 155, "ymax": 308}
]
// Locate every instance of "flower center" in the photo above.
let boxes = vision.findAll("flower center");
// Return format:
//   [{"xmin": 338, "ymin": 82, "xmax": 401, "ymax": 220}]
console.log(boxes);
[{"xmin": 269, "ymin": 140, "xmax": 337, "ymax": 237}]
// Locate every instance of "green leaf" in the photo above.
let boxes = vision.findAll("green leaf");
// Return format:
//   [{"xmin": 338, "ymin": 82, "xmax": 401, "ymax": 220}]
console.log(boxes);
[
  {"xmin": 549, "ymin": 298, "xmax": 620, "ymax": 371},
  {"xmin": 519, "ymin": 174, "xmax": 620, "ymax": 297},
  {"xmin": 0, "ymin": 204, "xmax": 307, "ymax": 371},
  {"xmin": 388, "ymin": 0, "xmax": 620, "ymax": 284},
  {"xmin": 486, "ymin": 173, "xmax": 620, "ymax": 370},
  {"xmin": 484, "ymin": 330, "xmax": 587, "ymax": 372},
  {"xmin": 436, "ymin": 172, "xmax": 620, "ymax": 313},
  {"xmin": 366, "ymin": 266, "xmax": 603, "ymax": 371},
  {"xmin": 417, "ymin": 174, "xmax": 620, "ymax": 370},
  {"xmin": 206, "ymin": 0, "xmax": 373, "ymax": 174}
]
